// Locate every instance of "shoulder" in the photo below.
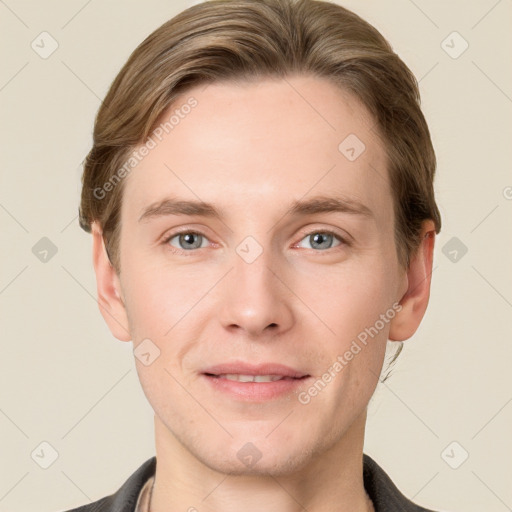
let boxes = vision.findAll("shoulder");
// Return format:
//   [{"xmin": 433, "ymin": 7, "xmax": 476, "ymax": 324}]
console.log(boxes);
[
  {"xmin": 60, "ymin": 456, "xmax": 157, "ymax": 512},
  {"xmin": 363, "ymin": 453, "xmax": 440, "ymax": 512}
]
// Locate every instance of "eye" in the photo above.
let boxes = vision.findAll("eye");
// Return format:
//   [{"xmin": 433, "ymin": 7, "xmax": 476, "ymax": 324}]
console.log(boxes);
[
  {"xmin": 164, "ymin": 231, "xmax": 209, "ymax": 252},
  {"xmin": 296, "ymin": 230, "xmax": 347, "ymax": 251},
  {"xmin": 161, "ymin": 228, "xmax": 349, "ymax": 255}
]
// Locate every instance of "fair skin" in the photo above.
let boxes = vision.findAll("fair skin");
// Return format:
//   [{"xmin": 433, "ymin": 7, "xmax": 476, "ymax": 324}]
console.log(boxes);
[{"xmin": 91, "ymin": 75, "xmax": 435, "ymax": 512}]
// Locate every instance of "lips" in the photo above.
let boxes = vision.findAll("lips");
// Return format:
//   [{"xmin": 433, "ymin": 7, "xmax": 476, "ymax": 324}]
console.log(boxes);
[
  {"xmin": 213, "ymin": 374, "xmax": 288, "ymax": 382},
  {"xmin": 201, "ymin": 361, "xmax": 311, "ymax": 401},
  {"xmin": 201, "ymin": 361, "xmax": 310, "ymax": 380}
]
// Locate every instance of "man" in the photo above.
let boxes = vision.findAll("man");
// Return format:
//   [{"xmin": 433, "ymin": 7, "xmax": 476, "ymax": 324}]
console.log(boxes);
[{"xmin": 67, "ymin": 0, "xmax": 443, "ymax": 510}]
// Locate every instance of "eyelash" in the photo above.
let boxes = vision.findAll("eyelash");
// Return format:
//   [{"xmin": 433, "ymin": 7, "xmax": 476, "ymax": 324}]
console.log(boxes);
[{"xmin": 161, "ymin": 228, "xmax": 350, "ymax": 256}]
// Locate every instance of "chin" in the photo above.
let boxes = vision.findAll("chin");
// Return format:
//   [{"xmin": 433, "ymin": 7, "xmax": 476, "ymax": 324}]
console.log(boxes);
[
  {"xmin": 185, "ymin": 429, "xmax": 320, "ymax": 477},
  {"xmin": 202, "ymin": 446, "xmax": 315, "ymax": 477}
]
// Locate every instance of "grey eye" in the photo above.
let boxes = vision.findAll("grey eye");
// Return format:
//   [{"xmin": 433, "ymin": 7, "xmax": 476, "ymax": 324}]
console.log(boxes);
[
  {"xmin": 169, "ymin": 232, "xmax": 207, "ymax": 250},
  {"xmin": 298, "ymin": 232, "xmax": 342, "ymax": 251}
]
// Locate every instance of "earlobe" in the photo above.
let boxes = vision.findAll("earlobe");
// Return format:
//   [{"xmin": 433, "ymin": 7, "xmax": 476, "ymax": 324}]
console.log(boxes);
[
  {"xmin": 91, "ymin": 222, "xmax": 131, "ymax": 342},
  {"xmin": 389, "ymin": 220, "xmax": 436, "ymax": 342}
]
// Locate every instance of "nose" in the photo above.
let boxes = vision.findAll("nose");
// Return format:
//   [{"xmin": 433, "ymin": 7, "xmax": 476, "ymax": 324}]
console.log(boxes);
[{"xmin": 216, "ymin": 243, "xmax": 295, "ymax": 339}]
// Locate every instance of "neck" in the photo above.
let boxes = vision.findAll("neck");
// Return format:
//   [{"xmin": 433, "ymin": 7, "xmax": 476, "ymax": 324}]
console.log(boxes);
[{"xmin": 149, "ymin": 410, "xmax": 373, "ymax": 512}]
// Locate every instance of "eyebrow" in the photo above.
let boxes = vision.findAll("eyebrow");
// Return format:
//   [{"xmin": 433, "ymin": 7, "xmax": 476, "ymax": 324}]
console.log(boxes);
[{"xmin": 138, "ymin": 194, "xmax": 374, "ymax": 223}]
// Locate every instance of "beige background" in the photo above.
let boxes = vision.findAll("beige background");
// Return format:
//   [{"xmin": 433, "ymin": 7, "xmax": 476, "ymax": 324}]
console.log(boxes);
[{"xmin": 1, "ymin": 0, "xmax": 511, "ymax": 511}]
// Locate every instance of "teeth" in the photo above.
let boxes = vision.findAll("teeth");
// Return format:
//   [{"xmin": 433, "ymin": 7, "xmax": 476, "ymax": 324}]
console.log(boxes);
[{"xmin": 220, "ymin": 374, "xmax": 284, "ymax": 382}]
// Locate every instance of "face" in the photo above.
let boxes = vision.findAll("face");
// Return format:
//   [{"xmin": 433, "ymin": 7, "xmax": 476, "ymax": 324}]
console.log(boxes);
[{"xmin": 96, "ymin": 75, "xmax": 422, "ymax": 476}]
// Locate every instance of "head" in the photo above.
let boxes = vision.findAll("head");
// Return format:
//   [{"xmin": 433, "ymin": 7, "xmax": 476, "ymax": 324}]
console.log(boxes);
[{"xmin": 80, "ymin": 0, "xmax": 441, "ymax": 476}]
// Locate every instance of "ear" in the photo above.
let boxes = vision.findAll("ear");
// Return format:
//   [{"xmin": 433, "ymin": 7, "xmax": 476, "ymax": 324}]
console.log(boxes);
[
  {"xmin": 389, "ymin": 220, "xmax": 436, "ymax": 341},
  {"xmin": 91, "ymin": 222, "xmax": 132, "ymax": 342}
]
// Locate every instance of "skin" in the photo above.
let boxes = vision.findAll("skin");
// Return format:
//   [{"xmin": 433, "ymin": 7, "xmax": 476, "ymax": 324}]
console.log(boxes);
[{"xmin": 91, "ymin": 74, "xmax": 435, "ymax": 512}]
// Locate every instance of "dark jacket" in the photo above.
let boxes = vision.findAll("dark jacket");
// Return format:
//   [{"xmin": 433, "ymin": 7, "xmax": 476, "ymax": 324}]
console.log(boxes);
[{"xmin": 62, "ymin": 454, "xmax": 438, "ymax": 511}]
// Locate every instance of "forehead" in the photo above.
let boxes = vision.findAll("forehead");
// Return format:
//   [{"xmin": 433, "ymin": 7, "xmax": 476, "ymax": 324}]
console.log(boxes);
[{"xmin": 121, "ymin": 74, "xmax": 391, "ymax": 225}]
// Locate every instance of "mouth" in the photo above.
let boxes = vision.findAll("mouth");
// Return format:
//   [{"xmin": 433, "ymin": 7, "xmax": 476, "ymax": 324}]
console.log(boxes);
[
  {"xmin": 204, "ymin": 373, "xmax": 310, "ymax": 382},
  {"xmin": 200, "ymin": 362, "xmax": 311, "ymax": 401},
  {"xmin": 201, "ymin": 361, "xmax": 309, "ymax": 379}
]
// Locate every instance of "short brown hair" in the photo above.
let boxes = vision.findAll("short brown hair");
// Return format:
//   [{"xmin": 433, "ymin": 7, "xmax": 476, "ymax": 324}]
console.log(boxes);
[{"xmin": 79, "ymin": 0, "xmax": 442, "ymax": 274}]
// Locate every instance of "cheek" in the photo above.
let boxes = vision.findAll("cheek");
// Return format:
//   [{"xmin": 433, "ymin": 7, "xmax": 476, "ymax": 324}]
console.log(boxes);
[
  {"xmin": 302, "ymin": 262, "xmax": 397, "ymax": 400},
  {"xmin": 314, "ymin": 268, "xmax": 392, "ymax": 394},
  {"xmin": 121, "ymin": 257, "xmax": 209, "ymax": 335},
  {"xmin": 298, "ymin": 258, "xmax": 398, "ymax": 342}
]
